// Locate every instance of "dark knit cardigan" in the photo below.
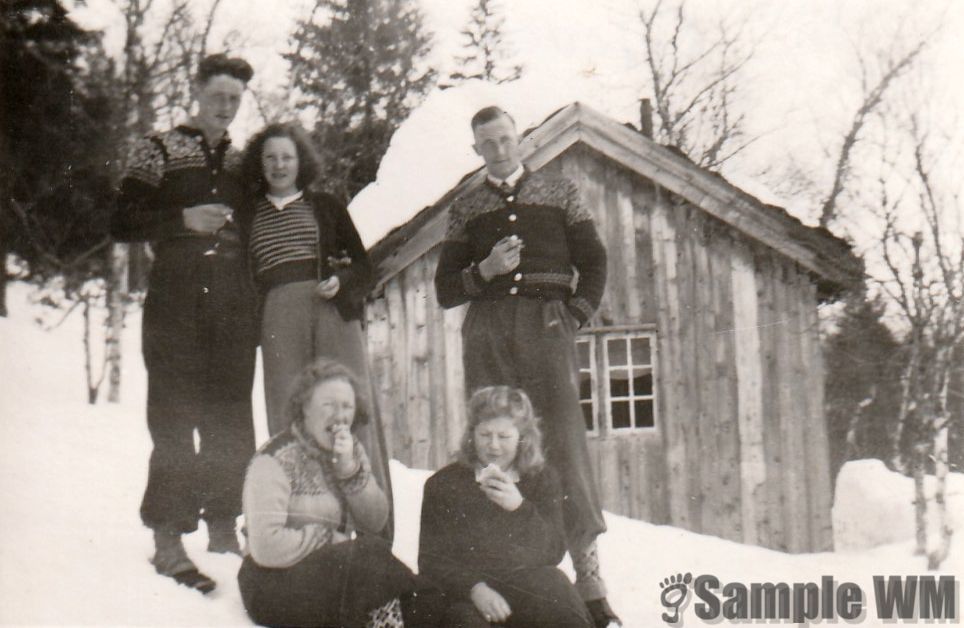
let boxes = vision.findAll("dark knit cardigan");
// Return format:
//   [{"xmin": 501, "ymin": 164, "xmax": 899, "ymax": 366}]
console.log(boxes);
[
  {"xmin": 237, "ymin": 189, "xmax": 373, "ymax": 322},
  {"xmin": 434, "ymin": 169, "xmax": 607, "ymax": 325},
  {"xmin": 417, "ymin": 462, "xmax": 566, "ymax": 599}
]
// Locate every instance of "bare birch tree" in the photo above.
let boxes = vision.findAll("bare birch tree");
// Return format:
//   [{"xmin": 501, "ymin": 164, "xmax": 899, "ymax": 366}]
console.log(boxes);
[
  {"xmin": 637, "ymin": 0, "xmax": 756, "ymax": 170},
  {"xmin": 818, "ymin": 38, "xmax": 931, "ymax": 228},
  {"xmin": 875, "ymin": 118, "xmax": 961, "ymax": 569}
]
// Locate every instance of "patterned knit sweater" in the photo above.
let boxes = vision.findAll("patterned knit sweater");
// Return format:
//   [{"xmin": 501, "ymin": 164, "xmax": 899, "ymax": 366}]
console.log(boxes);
[
  {"xmin": 112, "ymin": 125, "xmax": 244, "ymax": 250},
  {"xmin": 242, "ymin": 423, "xmax": 389, "ymax": 569},
  {"xmin": 434, "ymin": 168, "xmax": 607, "ymax": 325}
]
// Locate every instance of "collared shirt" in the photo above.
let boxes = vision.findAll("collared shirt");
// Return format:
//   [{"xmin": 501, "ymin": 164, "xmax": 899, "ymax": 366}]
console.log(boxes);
[
  {"xmin": 486, "ymin": 165, "xmax": 525, "ymax": 190},
  {"xmin": 266, "ymin": 190, "xmax": 304, "ymax": 211}
]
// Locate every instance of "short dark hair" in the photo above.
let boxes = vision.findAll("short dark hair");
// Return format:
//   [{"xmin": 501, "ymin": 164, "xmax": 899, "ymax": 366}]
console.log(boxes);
[
  {"xmin": 457, "ymin": 386, "xmax": 545, "ymax": 476},
  {"xmin": 284, "ymin": 358, "xmax": 370, "ymax": 431},
  {"xmin": 242, "ymin": 122, "xmax": 322, "ymax": 194},
  {"xmin": 470, "ymin": 106, "xmax": 515, "ymax": 131},
  {"xmin": 197, "ymin": 53, "xmax": 254, "ymax": 85}
]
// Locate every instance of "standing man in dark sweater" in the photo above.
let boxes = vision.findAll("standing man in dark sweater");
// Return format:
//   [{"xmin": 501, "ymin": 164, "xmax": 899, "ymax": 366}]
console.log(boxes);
[
  {"xmin": 434, "ymin": 106, "xmax": 620, "ymax": 627},
  {"xmin": 112, "ymin": 54, "xmax": 259, "ymax": 592}
]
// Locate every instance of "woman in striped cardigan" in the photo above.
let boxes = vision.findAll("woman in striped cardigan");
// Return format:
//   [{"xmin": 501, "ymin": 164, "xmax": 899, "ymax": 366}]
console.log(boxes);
[{"xmin": 238, "ymin": 123, "xmax": 393, "ymax": 518}]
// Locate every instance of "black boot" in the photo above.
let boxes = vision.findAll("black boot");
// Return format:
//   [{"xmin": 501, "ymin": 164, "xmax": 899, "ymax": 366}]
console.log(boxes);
[
  {"xmin": 585, "ymin": 597, "xmax": 622, "ymax": 628},
  {"xmin": 152, "ymin": 530, "xmax": 216, "ymax": 594},
  {"xmin": 206, "ymin": 518, "xmax": 242, "ymax": 556}
]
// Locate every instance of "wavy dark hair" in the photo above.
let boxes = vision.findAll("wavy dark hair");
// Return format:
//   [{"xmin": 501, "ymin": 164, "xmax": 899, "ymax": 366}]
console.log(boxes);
[
  {"xmin": 457, "ymin": 386, "xmax": 545, "ymax": 477},
  {"xmin": 284, "ymin": 358, "xmax": 370, "ymax": 431},
  {"xmin": 197, "ymin": 53, "xmax": 253, "ymax": 85},
  {"xmin": 242, "ymin": 122, "xmax": 322, "ymax": 196}
]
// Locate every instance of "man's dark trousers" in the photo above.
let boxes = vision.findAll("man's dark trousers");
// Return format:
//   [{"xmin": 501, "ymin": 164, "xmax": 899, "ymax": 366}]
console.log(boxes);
[
  {"xmin": 139, "ymin": 241, "xmax": 257, "ymax": 534},
  {"xmin": 461, "ymin": 296, "xmax": 606, "ymax": 549}
]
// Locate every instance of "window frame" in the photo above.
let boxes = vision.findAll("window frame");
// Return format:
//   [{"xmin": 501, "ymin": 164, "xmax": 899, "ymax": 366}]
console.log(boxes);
[{"xmin": 576, "ymin": 325, "xmax": 658, "ymax": 436}]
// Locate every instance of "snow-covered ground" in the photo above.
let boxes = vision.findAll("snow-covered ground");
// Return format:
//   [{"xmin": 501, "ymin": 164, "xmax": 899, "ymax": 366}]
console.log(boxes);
[{"xmin": 0, "ymin": 279, "xmax": 961, "ymax": 627}]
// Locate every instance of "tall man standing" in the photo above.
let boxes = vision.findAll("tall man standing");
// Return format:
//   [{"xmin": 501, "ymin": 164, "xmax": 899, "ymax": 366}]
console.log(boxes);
[
  {"xmin": 112, "ymin": 54, "xmax": 258, "ymax": 592},
  {"xmin": 435, "ymin": 106, "xmax": 621, "ymax": 627}
]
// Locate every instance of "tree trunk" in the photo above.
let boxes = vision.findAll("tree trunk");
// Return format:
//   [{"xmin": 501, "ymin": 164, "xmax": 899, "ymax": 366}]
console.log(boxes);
[
  {"xmin": 893, "ymin": 342, "xmax": 919, "ymax": 471},
  {"xmin": 83, "ymin": 297, "xmax": 99, "ymax": 405},
  {"xmin": 927, "ymin": 420, "xmax": 951, "ymax": 569},
  {"xmin": 106, "ymin": 243, "xmax": 128, "ymax": 402},
  {"xmin": 912, "ymin": 443, "xmax": 928, "ymax": 556}
]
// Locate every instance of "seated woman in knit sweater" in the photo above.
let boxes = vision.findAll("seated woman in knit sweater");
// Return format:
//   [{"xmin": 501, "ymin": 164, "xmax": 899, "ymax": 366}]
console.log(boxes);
[
  {"xmin": 238, "ymin": 359, "xmax": 440, "ymax": 628},
  {"xmin": 418, "ymin": 386, "xmax": 593, "ymax": 628}
]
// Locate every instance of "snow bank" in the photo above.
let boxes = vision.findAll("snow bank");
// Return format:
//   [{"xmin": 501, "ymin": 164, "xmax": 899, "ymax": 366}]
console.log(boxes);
[{"xmin": 833, "ymin": 458, "xmax": 964, "ymax": 552}]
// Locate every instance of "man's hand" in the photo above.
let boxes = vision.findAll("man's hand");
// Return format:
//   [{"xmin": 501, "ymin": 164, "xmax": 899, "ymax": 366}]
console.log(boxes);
[
  {"xmin": 183, "ymin": 204, "xmax": 233, "ymax": 233},
  {"xmin": 315, "ymin": 275, "xmax": 341, "ymax": 300},
  {"xmin": 470, "ymin": 582, "xmax": 512, "ymax": 624},
  {"xmin": 479, "ymin": 236, "xmax": 524, "ymax": 281},
  {"xmin": 480, "ymin": 471, "xmax": 523, "ymax": 512}
]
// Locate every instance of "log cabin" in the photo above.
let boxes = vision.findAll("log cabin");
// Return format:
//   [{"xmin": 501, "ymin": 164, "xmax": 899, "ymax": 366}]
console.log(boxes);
[{"xmin": 363, "ymin": 102, "xmax": 862, "ymax": 553}]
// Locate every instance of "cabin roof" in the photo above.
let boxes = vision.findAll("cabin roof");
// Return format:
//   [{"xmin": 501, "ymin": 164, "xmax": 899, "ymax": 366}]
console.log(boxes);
[{"xmin": 369, "ymin": 102, "xmax": 863, "ymax": 299}]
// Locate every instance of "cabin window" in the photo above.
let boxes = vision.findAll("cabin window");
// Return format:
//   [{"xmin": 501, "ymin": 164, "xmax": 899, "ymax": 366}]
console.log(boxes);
[{"xmin": 576, "ymin": 330, "xmax": 657, "ymax": 434}]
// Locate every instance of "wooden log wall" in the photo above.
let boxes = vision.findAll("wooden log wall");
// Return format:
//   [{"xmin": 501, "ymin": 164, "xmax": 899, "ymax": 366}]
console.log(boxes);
[
  {"xmin": 364, "ymin": 143, "xmax": 833, "ymax": 552},
  {"xmin": 647, "ymin": 176, "xmax": 833, "ymax": 552}
]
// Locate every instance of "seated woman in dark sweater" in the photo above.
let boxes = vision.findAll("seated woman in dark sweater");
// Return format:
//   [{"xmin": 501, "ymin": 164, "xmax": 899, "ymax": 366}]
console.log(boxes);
[{"xmin": 418, "ymin": 386, "xmax": 592, "ymax": 628}]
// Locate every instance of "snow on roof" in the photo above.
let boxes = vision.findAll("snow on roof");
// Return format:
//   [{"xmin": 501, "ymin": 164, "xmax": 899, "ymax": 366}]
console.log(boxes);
[{"xmin": 348, "ymin": 78, "xmax": 615, "ymax": 247}]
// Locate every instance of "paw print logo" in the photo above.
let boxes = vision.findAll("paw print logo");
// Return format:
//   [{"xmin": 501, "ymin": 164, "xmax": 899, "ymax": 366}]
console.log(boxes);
[{"xmin": 659, "ymin": 572, "xmax": 693, "ymax": 624}]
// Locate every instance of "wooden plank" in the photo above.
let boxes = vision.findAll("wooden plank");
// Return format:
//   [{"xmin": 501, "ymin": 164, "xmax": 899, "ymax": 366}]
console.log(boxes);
[
  {"xmin": 384, "ymin": 277, "xmax": 409, "ymax": 465},
  {"xmin": 611, "ymin": 163, "xmax": 641, "ymax": 324},
  {"xmin": 755, "ymin": 248, "xmax": 783, "ymax": 551},
  {"xmin": 410, "ymin": 261, "xmax": 432, "ymax": 469},
  {"xmin": 690, "ymin": 212, "xmax": 723, "ymax": 539},
  {"xmin": 649, "ymin": 190, "xmax": 691, "ymax": 531},
  {"xmin": 800, "ymin": 277, "xmax": 834, "ymax": 550},
  {"xmin": 618, "ymin": 437, "xmax": 636, "ymax": 518},
  {"xmin": 677, "ymin": 206, "xmax": 704, "ymax": 533},
  {"xmin": 709, "ymin": 231, "xmax": 743, "ymax": 543},
  {"xmin": 596, "ymin": 437, "xmax": 621, "ymax": 514},
  {"xmin": 423, "ymin": 254, "xmax": 448, "ymax": 469},
  {"xmin": 785, "ymin": 266, "xmax": 813, "ymax": 550},
  {"xmin": 772, "ymin": 260, "xmax": 808, "ymax": 552},
  {"xmin": 731, "ymin": 243, "xmax": 766, "ymax": 547},
  {"xmin": 632, "ymin": 183, "xmax": 659, "ymax": 325}
]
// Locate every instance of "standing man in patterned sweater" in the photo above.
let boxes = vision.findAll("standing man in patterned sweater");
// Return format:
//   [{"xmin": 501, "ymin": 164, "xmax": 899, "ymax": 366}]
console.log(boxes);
[
  {"xmin": 434, "ymin": 106, "xmax": 621, "ymax": 628},
  {"xmin": 112, "ymin": 54, "xmax": 259, "ymax": 592}
]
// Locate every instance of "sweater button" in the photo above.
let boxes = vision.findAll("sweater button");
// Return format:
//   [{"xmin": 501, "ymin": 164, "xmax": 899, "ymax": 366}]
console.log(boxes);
[
  {"xmin": 508, "ymin": 213, "xmax": 517, "ymax": 222},
  {"xmin": 509, "ymin": 286, "xmax": 518, "ymax": 295},
  {"xmin": 513, "ymin": 272, "xmax": 522, "ymax": 281},
  {"xmin": 506, "ymin": 194, "xmax": 515, "ymax": 202},
  {"xmin": 202, "ymin": 286, "xmax": 209, "ymax": 294}
]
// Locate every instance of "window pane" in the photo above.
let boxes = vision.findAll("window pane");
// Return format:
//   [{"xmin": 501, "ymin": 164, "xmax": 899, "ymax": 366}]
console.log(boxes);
[
  {"xmin": 607, "ymin": 337, "xmax": 627, "ymax": 366},
  {"xmin": 577, "ymin": 339, "xmax": 591, "ymax": 370},
  {"xmin": 610, "ymin": 369, "xmax": 629, "ymax": 397},
  {"xmin": 611, "ymin": 400, "xmax": 631, "ymax": 429},
  {"xmin": 581, "ymin": 402, "xmax": 595, "ymax": 431},
  {"xmin": 631, "ymin": 336, "xmax": 651, "ymax": 366},
  {"xmin": 579, "ymin": 372, "xmax": 593, "ymax": 402},
  {"xmin": 634, "ymin": 399, "xmax": 655, "ymax": 428},
  {"xmin": 633, "ymin": 369, "xmax": 653, "ymax": 395}
]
